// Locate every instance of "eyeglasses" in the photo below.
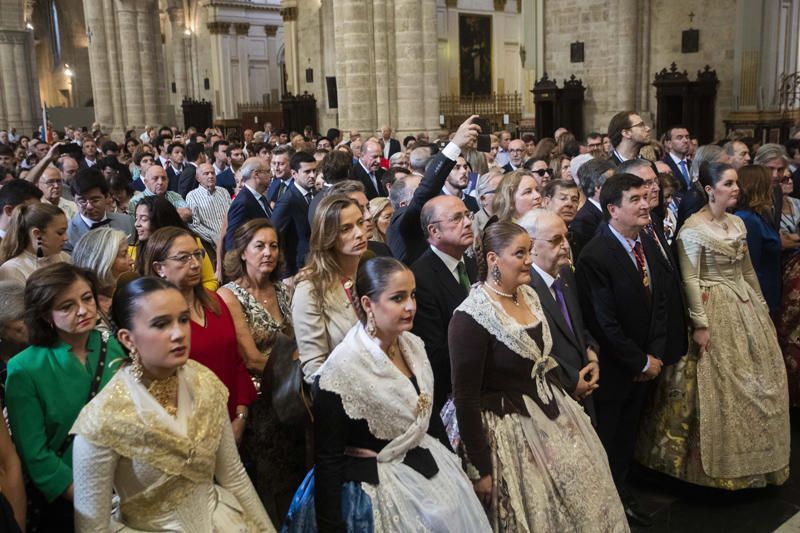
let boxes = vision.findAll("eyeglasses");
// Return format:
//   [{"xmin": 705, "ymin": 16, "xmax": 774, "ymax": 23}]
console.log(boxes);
[
  {"xmin": 75, "ymin": 196, "xmax": 107, "ymax": 207},
  {"xmin": 509, "ymin": 148, "xmax": 525, "ymax": 154},
  {"xmin": 781, "ymin": 176, "xmax": 793, "ymax": 184},
  {"xmin": 164, "ymin": 249, "xmax": 206, "ymax": 264},
  {"xmin": 532, "ymin": 168, "xmax": 553, "ymax": 177},
  {"xmin": 42, "ymin": 179, "xmax": 63, "ymax": 187},
  {"xmin": 627, "ymin": 121, "xmax": 648, "ymax": 130},
  {"xmin": 431, "ymin": 210, "xmax": 474, "ymax": 225},
  {"xmin": 536, "ymin": 233, "xmax": 571, "ymax": 247}
]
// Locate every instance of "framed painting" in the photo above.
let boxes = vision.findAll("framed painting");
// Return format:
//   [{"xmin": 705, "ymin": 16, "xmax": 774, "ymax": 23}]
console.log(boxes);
[{"xmin": 459, "ymin": 14, "xmax": 492, "ymax": 96}]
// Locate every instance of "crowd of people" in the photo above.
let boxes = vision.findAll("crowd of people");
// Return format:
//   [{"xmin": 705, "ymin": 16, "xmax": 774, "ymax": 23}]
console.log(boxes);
[{"xmin": 0, "ymin": 112, "xmax": 797, "ymax": 532}]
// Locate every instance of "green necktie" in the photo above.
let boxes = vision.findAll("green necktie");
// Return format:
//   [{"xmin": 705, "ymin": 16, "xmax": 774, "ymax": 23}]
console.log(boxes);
[{"xmin": 457, "ymin": 261, "xmax": 471, "ymax": 292}]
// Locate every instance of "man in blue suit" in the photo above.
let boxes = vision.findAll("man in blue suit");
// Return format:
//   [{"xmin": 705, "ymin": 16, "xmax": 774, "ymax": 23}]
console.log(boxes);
[
  {"xmin": 272, "ymin": 151, "xmax": 317, "ymax": 276},
  {"xmin": 224, "ymin": 157, "xmax": 273, "ymax": 250}
]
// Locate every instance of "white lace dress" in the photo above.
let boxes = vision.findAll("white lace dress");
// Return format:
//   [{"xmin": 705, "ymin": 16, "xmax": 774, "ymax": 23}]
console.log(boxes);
[{"xmin": 71, "ymin": 361, "xmax": 273, "ymax": 533}]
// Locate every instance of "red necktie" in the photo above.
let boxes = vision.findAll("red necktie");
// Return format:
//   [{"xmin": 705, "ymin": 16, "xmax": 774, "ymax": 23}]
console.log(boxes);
[{"xmin": 632, "ymin": 241, "xmax": 651, "ymax": 296}]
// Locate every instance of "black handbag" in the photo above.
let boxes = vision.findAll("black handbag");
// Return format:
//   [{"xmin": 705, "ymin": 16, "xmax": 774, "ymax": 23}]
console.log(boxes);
[{"xmin": 262, "ymin": 331, "xmax": 313, "ymax": 426}]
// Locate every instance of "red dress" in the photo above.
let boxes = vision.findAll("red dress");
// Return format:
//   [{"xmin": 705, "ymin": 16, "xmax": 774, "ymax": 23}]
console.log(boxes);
[{"xmin": 190, "ymin": 291, "xmax": 257, "ymax": 419}]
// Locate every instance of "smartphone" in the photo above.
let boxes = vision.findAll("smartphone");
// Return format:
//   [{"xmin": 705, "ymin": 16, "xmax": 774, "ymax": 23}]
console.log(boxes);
[{"xmin": 474, "ymin": 117, "xmax": 491, "ymax": 153}]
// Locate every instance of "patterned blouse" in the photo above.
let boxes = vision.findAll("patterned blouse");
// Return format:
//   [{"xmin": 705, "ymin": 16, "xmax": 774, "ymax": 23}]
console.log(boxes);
[{"xmin": 222, "ymin": 281, "xmax": 293, "ymax": 357}]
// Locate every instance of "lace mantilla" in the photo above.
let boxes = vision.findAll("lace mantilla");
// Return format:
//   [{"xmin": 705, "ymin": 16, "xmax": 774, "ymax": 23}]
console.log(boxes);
[
  {"xmin": 456, "ymin": 284, "xmax": 558, "ymax": 404},
  {"xmin": 71, "ymin": 360, "xmax": 230, "ymax": 516},
  {"xmin": 679, "ymin": 211, "xmax": 747, "ymax": 262},
  {"xmin": 318, "ymin": 324, "xmax": 434, "ymax": 453}
]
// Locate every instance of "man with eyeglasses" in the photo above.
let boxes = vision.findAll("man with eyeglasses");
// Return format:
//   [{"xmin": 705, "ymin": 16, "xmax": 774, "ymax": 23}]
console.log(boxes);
[
  {"xmin": 411, "ymin": 195, "xmax": 477, "ymax": 412},
  {"xmin": 520, "ymin": 209, "xmax": 598, "ymax": 424},
  {"xmin": 503, "ymin": 139, "xmax": 526, "ymax": 173},
  {"xmin": 607, "ymin": 111, "xmax": 651, "ymax": 166},
  {"xmin": 38, "ymin": 166, "xmax": 78, "ymax": 220},
  {"xmin": 66, "ymin": 167, "xmax": 134, "ymax": 252},
  {"xmin": 586, "ymin": 132, "xmax": 604, "ymax": 156}
]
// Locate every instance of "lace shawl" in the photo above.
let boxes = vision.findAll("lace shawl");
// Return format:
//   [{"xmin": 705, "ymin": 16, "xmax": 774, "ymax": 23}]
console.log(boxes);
[
  {"xmin": 455, "ymin": 284, "xmax": 559, "ymax": 405},
  {"xmin": 317, "ymin": 324, "xmax": 434, "ymax": 462},
  {"xmin": 71, "ymin": 360, "xmax": 230, "ymax": 516}
]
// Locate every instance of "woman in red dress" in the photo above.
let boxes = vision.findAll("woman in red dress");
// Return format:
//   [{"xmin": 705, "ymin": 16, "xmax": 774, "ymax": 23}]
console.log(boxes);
[{"xmin": 138, "ymin": 226, "xmax": 257, "ymax": 442}]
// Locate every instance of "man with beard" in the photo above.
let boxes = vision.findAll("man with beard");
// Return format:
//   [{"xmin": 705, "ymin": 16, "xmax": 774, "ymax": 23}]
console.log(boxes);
[
  {"xmin": 607, "ymin": 111, "xmax": 651, "ymax": 166},
  {"xmin": 440, "ymin": 155, "xmax": 478, "ymax": 212}
]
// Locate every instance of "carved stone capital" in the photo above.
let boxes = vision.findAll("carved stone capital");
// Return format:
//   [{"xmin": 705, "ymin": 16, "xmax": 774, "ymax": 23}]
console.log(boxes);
[
  {"xmin": 234, "ymin": 23, "xmax": 250, "ymax": 35},
  {"xmin": 206, "ymin": 21, "xmax": 231, "ymax": 35},
  {"xmin": 265, "ymin": 25, "xmax": 278, "ymax": 37},
  {"xmin": 281, "ymin": 7, "xmax": 298, "ymax": 22}
]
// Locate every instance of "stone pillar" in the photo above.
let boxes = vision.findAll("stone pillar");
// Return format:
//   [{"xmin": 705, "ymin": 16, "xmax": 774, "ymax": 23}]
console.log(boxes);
[
  {"xmin": 208, "ymin": 21, "xmax": 233, "ymax": 119},
  {"xmin": 372, "ymin": 0, "xmax": 391, "ymax": 129},
  {"xmin": 116, "ymin": 0, "xmax": 144, "ymax": 128},
  {"xmin": 168, "ymin": 8, "xmax": 188, "ymax": 116},
  {"xmin": 420, "ymin": 0, "xmax": 439, "ymax": 132},
  {"xmin": 83, "ymin": 0, "xmax": 114, "ymax": 129},
  {"xmin": 235, "ymin": 23, "xmax": 251, "ymax": 104},
  {"xmin": 333, "ymin": 0, "xmax": 375, "ymax": 132},
  {"xmin": 102, "ymin": 0, "xmax": 125, "ymax": 134},
  {"xmin": 265, "ymin": 25, "xmax": 278, "ymax": 105},
  {"xmin": 281, "ymin": 6, "xmax": 300, "ymax": 95},
  {"xmin": 0, "ymin": 35, "xmax": 22, "ymax": 127},
  {"xmin": 136, "ymin": 0, "xmax": 158, "ymax": 127},
  {"xmin": 0, "ymin": 29, "xmax": 39, "ymax": 133},
  {"xmin": 152, "ymin": 9, "xmax": 169, "ymax": 123},
  {"xmin": 615, "ymin": 0, "xmax": 637, "ymax": 111},
  {"xmin": 394, "ymin": 0, "xmax": 424, "ymax": 133}
]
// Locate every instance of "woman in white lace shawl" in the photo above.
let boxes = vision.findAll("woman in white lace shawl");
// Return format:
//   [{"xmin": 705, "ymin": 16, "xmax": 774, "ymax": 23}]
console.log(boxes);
[
  {"xmin": 284, "ymin": 256, "xmax": 490, "ymax": 532},
  {"xmin": 449, "ymin": 220, "xmax": 628, "ymax": 532},
  {"xmin": 71, "ymin": 277, "xmax": 272, "ymax": 533}
]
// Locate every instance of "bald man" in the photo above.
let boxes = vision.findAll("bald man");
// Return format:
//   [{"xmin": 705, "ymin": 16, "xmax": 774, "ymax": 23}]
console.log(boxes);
[
  {"xmin": 354, "ymin": 139, "xmax": 387, "ymax": 199},
  {"xmin": 128, "ymin": 164, "xmax": 192, "ymax": 222},
  {"xmin": 186, "ymin": 162, "xmax": 232, "ymax": 248},
  {"xmin": 38, "ymin": 166, "xmax": 78, "ymax": 219}
]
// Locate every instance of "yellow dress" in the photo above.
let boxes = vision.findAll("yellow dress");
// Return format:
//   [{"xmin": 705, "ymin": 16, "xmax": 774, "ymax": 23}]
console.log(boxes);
[
  {"xmin": 635, "ymin": 210, "xmax": 790, "ymax": 489},
  {"xmin": 128, "ymin": 237, "xmax": 218, "ymax": 291}
]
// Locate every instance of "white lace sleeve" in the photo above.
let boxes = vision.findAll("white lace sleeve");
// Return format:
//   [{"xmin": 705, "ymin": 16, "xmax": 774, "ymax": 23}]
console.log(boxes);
[
  {"xmin": 214, "ymin": 422, "xmax": 274, "ymax": 532},
  {"xmin": 73, "ymin": 435, "xmax": 118, "ymax": 533}
]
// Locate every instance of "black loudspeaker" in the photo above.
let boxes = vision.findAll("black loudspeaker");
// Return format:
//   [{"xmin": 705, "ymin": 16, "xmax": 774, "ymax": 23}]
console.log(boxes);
[
  {"xmin": 326, "ymin": 76, "xmax": 338, "ymax": 109},
  {"xmin": 204, "ymin": 78, "xmax": 210, "ymax": 90}
]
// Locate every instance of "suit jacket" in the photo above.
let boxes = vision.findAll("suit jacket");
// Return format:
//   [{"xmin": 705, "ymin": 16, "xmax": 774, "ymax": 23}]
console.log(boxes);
[
  {"xmin": 266, "ymin": 177, "xmax": 292, "ymax": 205},
  {"xmin": 78, "ymin": 157, "xmax": 98, "ymax": 171},
  {"xmin": 224, "ymin": 185, "xmax": 270, "ymax": 251},
  {"xmin": 642, "ymin": 213, "xmax": 689, "ymax": 365},
  {"xmin": 569, "ymin": 201, "xmax": 603, "ymax": 260},
  {"xmin": 661, "ymin": 153, "xmax": 691, "ymax": 193},
  {"xmin": 165, "ymin": 164, "xmax": 184, "ymax": 193},
  {"xmin": 575, "ymin": 222, "xmax": 668, "ymax": 401},
  {"xmin": 271, "ymin": 183, "xmax": 312, "ymax": 276},
  {"xmin": 216, "ymin": 167, "xmax": 236, "ymax": 196},
  {"xmin": 177, "ymin": 164, "xmax": 198, "ymax": 198},
  {"xmin": 440, "ymin": 190, "xmax": 480, "ymax": 213},
  {"xmin": 385, "ymin": 138, "xmax": 401, "ymax": 158},
  {"xmin": 411, "ymin": 248, "xmax": 477, "ymax": 411},
  {"xmin": 352, "ymin": 163, "xmax": 386, "ymax": 199},
  {"xmin": 502, "ymin": 162, "xmax": 515, "ymax": 173},
  {"xmin": 529, "ymin": 266, "xmax": 597, "ymax": 423},
  {"xmin": 387, "ymin": 152, "xmax": 457, "ymax": 264},
  {"xmin": 66, "ymin": 212, "xmax": 134, "ymax": 252}
]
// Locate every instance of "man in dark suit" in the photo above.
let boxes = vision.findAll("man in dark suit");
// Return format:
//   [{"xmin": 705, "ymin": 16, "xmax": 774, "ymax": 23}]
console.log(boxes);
[
  {"xmin": 271, "ymin": 151, "xmax": 317, "ymax": 276},
  {"xmin": 266, "ymin": 145, "xmax": 293, "ymax": 208},
  {"xmin": 164, "ymin": 142, "xmax": 186, "ymax": 193},
  {"xmin": 520, "ymin": 210, "xmax": 598, "ymax": 423},
  {"xmin": 380, "ymin": 125, "xmax": 402, "ymax": 159},
  {"xmin": 618, "ymin": 159, "xmax": 689, "ymax": 365},
  {"xmin": 571, "ymin": 158, "xmax": 614, "ymax": 260},
  {"xmin": 660, "ymin": 125, "xmax": 692, "ymax": 193},
  {"xmin": 78, "ymin": 137, "xmax": 99, "ymax": 170},
  {"xmin": 66, "ymin": 168, "xmax": 134, "ymax": 252},
  {"xmin": 177, "ymin": 141, "xmax": 206, "ymax": 198},
  {"xmin": 575, "ymin": 174, "xmax": 667, "ymax": 527},
  {"xmin": 224, "ymin": 157, "xmax": 272, "ymax": 250},
  {"xmin": 386, "ymin": 116, "xmax": 479, "ymax": 264},
  {"xmin": 607, "ymin": 111, "xmax": 651, "ymax": 166},
  {"xmin": 353, "ymin": 139, "xmax": 386, "ymax": 199},
  {"xmin": 441, "ymin": 155, "xmax": 479, "ymax": 212},
  {"xmin": 411, "ymin": 195, "xmax": 477, "ymax": 412},
  {"xmin": 503, "ymin": 138, "xmax": 526, "ymax": 173}
]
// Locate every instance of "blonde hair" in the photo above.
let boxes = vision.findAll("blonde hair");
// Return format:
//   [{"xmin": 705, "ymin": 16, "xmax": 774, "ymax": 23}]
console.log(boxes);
[{"xmin": 492, "ymin": 170, "xmax": 534, "ymax": 222}]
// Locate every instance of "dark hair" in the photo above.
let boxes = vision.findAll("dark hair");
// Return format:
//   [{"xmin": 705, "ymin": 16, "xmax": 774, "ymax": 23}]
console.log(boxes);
[
  {"xmin": 133, "ymin": 148, "xmax": 154, "ymax": 166},
  {"xmin": 138, "ymin": 226, "xmax": 219, "ymax": 315},
  {"xmin": 97, "ymin": 156, "xmax": 118, "ymax": 172},
  {"xmin": 185, "ymin": 141, "xmax": 205, "ymax": 163},
  {"xmin": 402, "ymin": 135, "xmax": 416, "ymax": 148},
  {"xmin": 316, "ymin": 136, "xmax": 332, "ymax": 147},
  {"xmin": 474, "ymin": 220, "xmax": 528, "ymax": 282},
  {"xmin": 0, "ymin": 179, "xmax": 42, "ymax": 212},
  {"xmin": 319, "ymin": 150, "xmax": 353, "ymax": 184},
  {"xmin": 577, "ymin": 158, "xmax": 614, "ymax": 198},
  {"xmin": 111, "ymin": 276, "xmax": 178, "ymax": 333},
  {"xmin": 599, "ymin": 173, "xmax": 645, "ymax": 220},
  {"xmin": 25, "ymin": 263, "xmax": 99, "ymax": 347},
  {"xmin": 382, "ymin": 166, "xmax": 409, "ymax": 190},
  {"xmin": 108, "ymin": 173, "xmax": 134, "ymax": 197},
  {"xmin": 697, "ymin": 161, "xmax": 734, "ymax": 196},
  {"xmin": 541, "ymin": 178, "xmax": 578, "ymax": 199},
  {"xmin": 326, "ymin": 128, "xmax": 341, "ymax": 140},
  {"xmin": 101, "ymin": 140, "xmax": 119, "ymax": 154},
  {"xmin": 71, "ymin": 167, "xmax": 109, "ymax": 197},
  {"xmin": 355, "ymin": 256, "xmax": 410, "ymax": 324},
  {"xmin": 167, "ymin": 142, "xmax": 185, "ymax": 156},
  {"xmin": 224, "ymin": 218, "xmax": 283, "ymax": 283},
  {"xmin": 522, "ymin": 133, "xmax": 537, "ymax": 144},
  {"xmin": 522, "ymin": 156, "xmax": 548, "ymax": 171},
  {"xmin": 290, "ymin": 150, "xmax": 316, "ymax": 172},
  {"xmin": 607, "ymin": 110, "xmax": 635, "ymax": 148},
  {"xmin": 272, "ymin": 145, "xmax": 292, "ymax": 158},
  {"xmin": 154, "ymin": 134, "xmax": 172, "ymax": 150},
  {"xmin": 133, "ymin": 196, "xmax": 188, "ymax": 248},
  {"xmin": 586, "ymin": 131, "xmax": 603, "ymax": 141},
  {"xmin": 664, "ymin": 125, "xmax": 689, "ymax": 141},
  {"xmin": 212, "ymin": 139, "xmax": 230, "ymax": 155},
  {"xmin": 0, "ymin": 144, "xmax": 14, "ymax": 158},
  {"xmin": 736, "ymin": 164, "xmax": 774, "ymax": 219},
  {"xmin": 786, "ymin": 139, "xmax": 800, "ymax": 159}
]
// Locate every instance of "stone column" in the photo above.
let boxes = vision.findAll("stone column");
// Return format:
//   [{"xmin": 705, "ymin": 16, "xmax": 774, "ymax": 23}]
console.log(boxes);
[
  {"xmin": 12, "ymin": 33, "xmax": 34, "ymax": 128},
  {"xmin": 333, "ymin": 0, "xmax": 375, "ymax": 132},
  {"xmin": 265, "ymin": 25, "xmax": 278, "ymax": 105},
  {"xmin": 394, "ymin": 0, "xmax": 424, "ymax": 134},
  {"xmin": 420, "ymin": 0, "xmax": 439, "ymax": 131},
  {"xmin": 102, "ymin": 0, "xmax": 125, "ymax": 134},
  {"xmin": 116, "ymin": 0, "xmax": 144, "ymax": 128},
  {"xmin": 0, "ymin": 34, "xmax": 23, "ymax": 128},
  {"xmin": 208, "ymin": 21, "xmax": 232, "ymax": 119},
  {"xmin": 235, "ymin": 23, "xmax": 251, "ymax": 104},
  {"xmin": 615, "ymin": 0, "xmax": 637, "ymax": 111},
  {"xmin": 0, "ymin": 29, "xmax": 39, "ymax": 133},
  {"xmin": 83, "ymin": 0, "xmax": 114, "ymax": 129},
  {"xmin": 136, "ymin": 0, "xmax": 158, "ymax": 127},
  {"xmin": 372, "ymin": 0, "xmax": 391, "ymax": 129},
  {"xmin": 281, "ymin": 6, "xmax": 300, "ymax": 95}
]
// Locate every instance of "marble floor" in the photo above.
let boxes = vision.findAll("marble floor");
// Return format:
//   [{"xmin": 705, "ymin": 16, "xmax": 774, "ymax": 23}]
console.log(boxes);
[{"xmin": 629, "ymin": 411, "xmax": 800, "ymax": 533}]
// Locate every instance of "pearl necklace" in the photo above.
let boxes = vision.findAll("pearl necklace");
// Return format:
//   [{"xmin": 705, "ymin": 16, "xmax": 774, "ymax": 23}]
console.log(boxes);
[{"xmin": 484, "ymin": 283, "xmax": 519, "ymax": 306}]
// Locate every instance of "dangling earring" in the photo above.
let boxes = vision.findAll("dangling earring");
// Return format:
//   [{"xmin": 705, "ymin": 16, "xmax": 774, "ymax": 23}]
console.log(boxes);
[
  {"xmin": 710, "ymin": 192, "xmax": 716, "ymax": 204},
  {"xmin": 492, "ymin": 264, "xmax": 502, "ymax": 284},
  {"xmin": 129, "ymin": 347, "xmax": 144, "ymax": 382},
  {"xmin": 36, "ymin": 236, "xmax": 43, "ymax": 258},
  {"xmin": 366, "ymin": 310, "xmax": 377, "ymax": 337}
]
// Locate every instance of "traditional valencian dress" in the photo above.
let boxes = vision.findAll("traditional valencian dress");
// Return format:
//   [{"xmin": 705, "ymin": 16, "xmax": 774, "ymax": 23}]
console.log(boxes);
[
  {"xmin": 450, "ymin": 285, "xmax": 628, "ymax": 533},
  {"xmin": 284, "ymin": 323, "xmax": 491, "ymax": 532},
  {"xmin": 70, "ymin": 359, "xmax": 274, "ymax": 532},
  {"xmin": 636, "ymin": 210, "xmax": 790, "ymax": 489}
]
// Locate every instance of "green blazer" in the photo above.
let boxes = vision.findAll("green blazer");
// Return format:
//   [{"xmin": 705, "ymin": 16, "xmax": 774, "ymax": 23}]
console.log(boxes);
[{"xmin": 5, "ymin": 329, "xmax": 126, "ymax": 501}]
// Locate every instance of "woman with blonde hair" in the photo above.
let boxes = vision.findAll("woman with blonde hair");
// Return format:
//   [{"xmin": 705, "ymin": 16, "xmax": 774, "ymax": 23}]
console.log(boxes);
[
  {"xmin": 292, "ymin": 194, "xmax": 367, "ymax": 381},
  {"xmin": 492, "ymin": 170, "xmax": 541, "ymax": 223},
  {"xmin": 0, "ymin": 202, "xmax": 69, "ymax": 283},
  {"xmin": 367, "ymin": 197, "xmax": 394, "ymax": 244}
]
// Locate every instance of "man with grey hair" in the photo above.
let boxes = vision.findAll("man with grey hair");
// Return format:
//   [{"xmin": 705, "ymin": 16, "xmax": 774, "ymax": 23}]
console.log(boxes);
[
  {"xmin": 754, "ymin": 143, "xmax": 790, "ymax": 233},
  {"xmin": 723, "ymin": 140, "xmax": 751, "ymax": 170},
  {"xmin": 519, "ymin": 209, "xmax": 598, "ymax": 422},
  {"xmin": 571, "ymin": 159, "xmax": 615, "ymax": 259},
  {"xmin": 409, "ymin": 145, "xmax": 433, "ymax": 174},
  {"xmin": 224, "ymin": 157, "xmax": 272, "ymax": 250},
  {"xmin": 353, "ymin": 139, "xmax": 386, "ymax": 198},
  {"xmin": 187, "ymin": 162, "xmax": 232, "ymax": 252},
  {"xmin": 503, "ymin": 139, "xmax": 526, "ymax": 172},
  {"xmin": 472, "ymin": 170, "xmax": 503, "ymax": 239},
  {"xmin": 388, "ymin": 173, "xmax": 423, "ymax": 210}
]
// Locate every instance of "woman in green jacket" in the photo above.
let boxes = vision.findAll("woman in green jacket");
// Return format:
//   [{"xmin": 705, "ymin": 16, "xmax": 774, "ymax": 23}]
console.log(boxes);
[{"xmin": 4, "ymin": 263, "xmax": 126, "ymax": 532}]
